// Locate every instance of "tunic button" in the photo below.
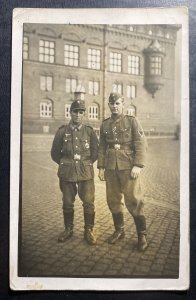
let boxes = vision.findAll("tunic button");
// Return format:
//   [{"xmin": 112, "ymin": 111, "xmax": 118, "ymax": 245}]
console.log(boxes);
[
  {"xmin": 76, "ymin": 161, "xmax": 78, "ymax": 163},
  {"xmin": 75, "ymin": 137, "xmax": 78, "ymax": 140}
]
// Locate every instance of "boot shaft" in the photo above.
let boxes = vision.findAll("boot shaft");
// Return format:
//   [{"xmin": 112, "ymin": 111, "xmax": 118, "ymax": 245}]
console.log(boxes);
[
  {"xmin": 63, "ymin": 211, "xmax": 74, "ymax": 229},
  {"xmin": 112, "ymin": 212, "xmax": 124, "ymax": 230},
  {"xmin": 84, "ymin": 212, "xmax": 95, "ymax": 229}
]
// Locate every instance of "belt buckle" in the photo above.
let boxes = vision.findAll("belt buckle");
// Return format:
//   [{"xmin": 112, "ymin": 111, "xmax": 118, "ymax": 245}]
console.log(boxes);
[
  {"xmin": 74, "ymin": 154, "xmax": 81, "ymax": 160},
  {"xmin": 114, "ymin": 144, "xmax": 121, "ymax": 150}
]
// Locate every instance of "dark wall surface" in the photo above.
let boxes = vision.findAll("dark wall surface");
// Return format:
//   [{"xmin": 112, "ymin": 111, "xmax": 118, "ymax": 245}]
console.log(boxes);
[{"xmin": 0, "ymin": 0, "xmax": 196, "ymax": 299}]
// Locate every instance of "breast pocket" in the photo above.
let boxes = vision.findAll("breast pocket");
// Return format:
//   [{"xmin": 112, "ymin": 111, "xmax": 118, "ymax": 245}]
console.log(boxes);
[
  {"xmin": 104, "ymin": 130, "xmax": 113, "ymax": 143},
  {"xmin": 62, "ymin": 136, "xmax": 72, "ymax": 154},
  {"xmin": 120, "ymin": 128, "xmax": 132, "ymax": 143}
]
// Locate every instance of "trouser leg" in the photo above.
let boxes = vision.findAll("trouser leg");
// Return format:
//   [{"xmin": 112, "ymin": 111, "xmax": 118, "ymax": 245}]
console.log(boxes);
[
  {"xmin": 119, "ymin": 170, "xmax": 148, "ymax": 251},
  {"xmin": 105, "ymin": 170, "xmax": 125, "ymax": 244},
  {"xmin": 78, "ymin": 180, "xmax": 96, "ymax": 245},
  {"xmin": 108, "ymin": 212, "xmax": 125, "ymax": 244},
  {"xmin": 134, "ymin": 215, "xmax": 148, "ymax": 251},
  {"xmin": 105, "ymin": 170, "xmax": 124, "ymax": 213},
  {"xmin": 58, "ymin": 180, "xmax": 76, "ymax": 243}
]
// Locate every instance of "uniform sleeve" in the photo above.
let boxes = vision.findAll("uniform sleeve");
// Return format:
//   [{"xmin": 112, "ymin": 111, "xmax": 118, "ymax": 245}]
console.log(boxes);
[
  {"xmin": 51, "ymin": 128, "xmax": 64, "ymax": 164},
  {"xmin": 90, "ymin": 129, "xmax": 99, "ymax": 163},
  {"xmin": 97, "ymin": 124, "xmax": 107, "ymax": 169},
  {"xmin": 131, "ymin": 117, "xmax": 147, "ymax": 167}
]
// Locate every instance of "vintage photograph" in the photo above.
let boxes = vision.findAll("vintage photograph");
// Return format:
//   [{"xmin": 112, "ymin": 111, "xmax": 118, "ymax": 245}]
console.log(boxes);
[{"xmin": 10, "ymin": 8, "xmax": 189, "ymax": 290}]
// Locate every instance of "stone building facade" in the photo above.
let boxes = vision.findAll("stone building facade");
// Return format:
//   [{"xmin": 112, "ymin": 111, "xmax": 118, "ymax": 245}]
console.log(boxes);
[{"xmin": 22, "ymin": 24, "xmax": 180, "ymax": 135}]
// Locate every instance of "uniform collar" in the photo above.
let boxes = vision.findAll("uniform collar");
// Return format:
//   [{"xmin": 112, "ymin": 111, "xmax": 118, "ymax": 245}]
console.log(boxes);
[
  {"xmin": 69, "ymin": 121, "xmax": 83, "ymax": 131},
  {"xmin": 111, "ymin": 113, "xmax": 124, "ymax": 123}
]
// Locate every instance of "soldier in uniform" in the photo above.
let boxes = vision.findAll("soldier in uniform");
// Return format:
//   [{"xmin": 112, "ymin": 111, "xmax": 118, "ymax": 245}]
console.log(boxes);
[
  {"xmin": 98, "ymin": 92, "xmax": 148, "ymax": 251},
  {"xmin": 51, "ymin": 100, "xmax": 99, "ymax": 245}
]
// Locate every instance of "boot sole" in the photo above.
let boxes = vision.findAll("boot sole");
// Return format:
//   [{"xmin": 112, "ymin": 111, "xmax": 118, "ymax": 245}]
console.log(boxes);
[
  {"xmin": 108, "ymin": 233, "xmax": 125, "ymax": 244},
  {"xmin": 137, "ymin": 243, "xmax": 148, "ymax": 251},
  {"xmin": 58, "ymin": 233, "xmax": 73, "ymax": 243}
]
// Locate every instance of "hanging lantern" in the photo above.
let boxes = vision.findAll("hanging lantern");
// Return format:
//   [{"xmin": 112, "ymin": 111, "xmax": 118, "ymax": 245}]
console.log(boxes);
[
  {"xmin": 74, "ymin": 83, "xmax": 86, "ymax": 101},
  {"xmin": 144, "ymin": 40, "xmax": 165, "ymax": 98}
]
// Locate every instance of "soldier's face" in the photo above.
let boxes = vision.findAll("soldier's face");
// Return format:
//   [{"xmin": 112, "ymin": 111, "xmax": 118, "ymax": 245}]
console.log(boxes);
[
  {"xmin": 70, "ymin": 110, "xmax": 85, "ymax": 125},
  {"xmin": 108, "ymin": 98, "xmax": 124, "ymax": 116}
]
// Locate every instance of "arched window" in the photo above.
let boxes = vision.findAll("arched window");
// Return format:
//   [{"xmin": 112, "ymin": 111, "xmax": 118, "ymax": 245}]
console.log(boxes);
[
  {"xmin": 88, "ymin": 104, "xmax": 99, "ymax": 120},
  {"xmin": 65, "ymin": 104, "xmax": 71, "ymax": 119},
  {"xmin": 127, "ymin": 105, "xmax": 136, "ymax": 117},
  {"xmin": 40, "ymin": 99, "xmax": 53, "ymax": 118}
]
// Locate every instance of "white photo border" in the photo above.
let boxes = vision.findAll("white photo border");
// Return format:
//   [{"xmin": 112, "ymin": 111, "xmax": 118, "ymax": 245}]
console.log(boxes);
[{"xmin": 10, "ymin": 7, "xmax": 189, "ymax": 291}]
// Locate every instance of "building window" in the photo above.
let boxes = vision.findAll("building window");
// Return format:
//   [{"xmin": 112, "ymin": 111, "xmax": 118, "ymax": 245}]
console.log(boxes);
[
  {"xmin": 23, "ymin": 36, "xmax": 29, "ymax": 60},
  {"xmin": 88, "ymin": 48, "xmax": 101, "ymax": 70},
  {"xmin": 112, "ymin": 83, "xmax": 122, "ymax": 94},
  {"xmin": 150, "ymin": 56, "xmax": 162, "ymax": 75},
  {"xmin": 40, "ymin": 76, "xmax": 53, "ymax": 91},
  {"xmin": 39, "ymin": 39, "xmax": 55, "ymax": 63},
  {"xmin": 127, "ymin": 106, "xmax": 136, "ymax": 117},
  {"xmin": 88, "ymin": 105, "xmax": 98, "ymax": 120},
  {"xmin": 89, "ymin": 81, "xmax": 99, "ymax": 95},
  {"xmin": 40, "ymin": 100, "xmax": 52, "ymax": 118},
  {"xmin": 109, "ymin": 52, "xmax": 122, "ymax": 72},
  {"xmin": 65, "ymin": 78, "xmax": 77, "ymax": 93},
  {"xmin": 64, "ymin": 44, "xmax": 79, "ymax": 67},
  {"xmin": 127, "ymin": 85, "xmax": 136, "ymax": 99},
  {"xmin": 148, "ymin": 30, "xmax": 153, "ymax": 35},
  {"xmin": 129, "ymin": 26, "xmax": 134, "ymax": 32},
  {"xmin": 128, "ymin": 55, "xmax": 140, "ymax": 75},
  {"xmin": 65, "ymin": 104, "xmax": 71, "ymax": 119}
]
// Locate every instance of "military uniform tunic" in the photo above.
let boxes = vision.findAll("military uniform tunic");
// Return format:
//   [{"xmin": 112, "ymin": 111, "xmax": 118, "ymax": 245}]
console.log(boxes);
[
  {"xmin": 51, "ymin": 122, "xmax": 99, "ymax": 214},
  {"xmin": 97, "ymin": 114, "xmax": 147, "ymax": 216}
]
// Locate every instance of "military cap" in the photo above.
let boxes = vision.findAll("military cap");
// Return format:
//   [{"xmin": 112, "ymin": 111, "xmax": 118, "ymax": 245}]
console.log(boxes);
[
  {"xmin": 70, "ymin": 100, "xmax": 86, "ymax": 111},
  {"xmin": 109, "ymin": 92, "xmax": 123, "ymax": 103}
]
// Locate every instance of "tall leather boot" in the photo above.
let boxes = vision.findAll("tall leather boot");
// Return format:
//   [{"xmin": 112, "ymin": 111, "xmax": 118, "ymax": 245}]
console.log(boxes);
[
  {"xmin": 108, "ymin": 212, "xmax": 125, "ymax": 244},
  {"xmin": 134, "ymin": 215, "xmax": 148, "ymax": 251},
  {"xmin": 58, "ymin": 211, "xmax": 74, "ymax": 243},
  {"xmin": 84, "ymin": 212, "xmax": 97, "ymax": 245}
]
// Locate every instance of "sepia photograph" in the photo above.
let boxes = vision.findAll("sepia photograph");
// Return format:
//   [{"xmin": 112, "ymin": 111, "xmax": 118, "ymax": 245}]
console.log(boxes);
[{"xmin": 10, "ymin": 8, "xmax": 189, "ymax": 291}]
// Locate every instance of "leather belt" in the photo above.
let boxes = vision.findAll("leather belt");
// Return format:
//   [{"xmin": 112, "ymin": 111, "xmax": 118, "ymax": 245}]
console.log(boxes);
[{"xmin": 108, "ymin": 144, "xmax": 132, "ymax": 150}]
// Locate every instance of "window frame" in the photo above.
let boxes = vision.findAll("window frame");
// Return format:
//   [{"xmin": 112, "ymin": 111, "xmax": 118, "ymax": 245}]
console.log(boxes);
[
  {"xmin": 109, "ymin": 51, "xmax": 122, "ymax": 73},
  {"xmin": 65, "ymin": 78, "xmax": 78, "ymax": 94},
  {"xmin": 87, "ymin": 48, "xmax": 101, "ymax": 70},
  {"xmin": 88, "ymin": 105, "xmax": 99, "ymax": 120},
  {"xmin": 39, "ymin": 39, "xmax": 55, "ymax": 64},
  {"xmin": 128, "ymin": 55, "xmax": 140, "ymax": 75},
  {"xmin": 127, "ymin": 84, "xmax": 136, "ymax": 99},
  {"xmin": 23, "ymin": 36, "xmax": 29, "ymax": 60},
  {"xmin": 65, "ymin": 104, "xmax": 71, "ymax": 119},
  {"xmin": 150, "ymin": 56, "xmax": 162, "ymax": 75},
  {"xmin": 112, "ymin": 83, "xmax": 123, "ymax": 95},
  {"xmin": 88, "ymin": 80, "xmax": 99, "ymax": 95},
  {"xmin": 64, "ymin": 44, "xmax": 79, "ymax": 67},
  {"xmin": 40, "ymin": 75, "xmax": 53, "ymax": 91},
  {"xmin": 40, "ymin": 100, "xmax": 53, "ymax": 118}
]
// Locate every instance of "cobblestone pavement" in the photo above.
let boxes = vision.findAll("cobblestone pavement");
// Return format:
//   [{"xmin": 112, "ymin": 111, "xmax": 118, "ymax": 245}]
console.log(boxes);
[{"xmin": 20, "ymin": 136, "xmax": 180, "ymax": 278}]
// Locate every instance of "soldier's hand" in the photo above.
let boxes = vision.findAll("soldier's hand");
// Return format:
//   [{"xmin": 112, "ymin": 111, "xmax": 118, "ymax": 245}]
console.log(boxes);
[
  {"xmin": 130, "ymin": 166, "xmax": 142, "ymax": 179},
  {"xmin": 98, "ymin": 168, "xmax": 105, "ymax": 181}
]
